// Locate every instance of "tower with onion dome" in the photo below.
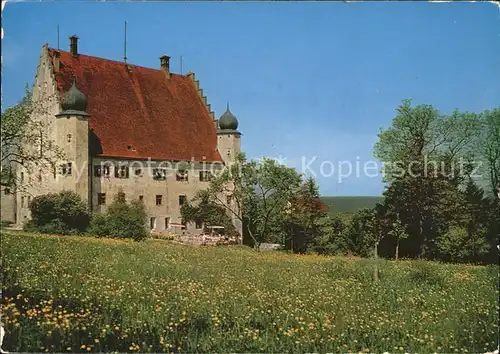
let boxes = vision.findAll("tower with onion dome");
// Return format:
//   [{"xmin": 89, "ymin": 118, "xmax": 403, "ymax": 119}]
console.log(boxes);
[
  {"xmin": 216, "ymin": 103, "xmax": 241, "ymax": 165},
  {"xmin": 55, "ymin": 77, "xmax": 90, "ymax": 203},
  {"xmin": 216, "ymin": 103, "xmax": 243, "ymax": 238}
]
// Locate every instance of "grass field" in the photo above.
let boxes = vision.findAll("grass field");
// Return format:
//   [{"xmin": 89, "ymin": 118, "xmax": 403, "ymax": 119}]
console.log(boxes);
[
  {"xmin": 320, "ymin": 196, "xmax": 384, "ymax": 218},
  {"xmin": 2, "ymin": 231, "xmax": 499, "ymax": 353}
]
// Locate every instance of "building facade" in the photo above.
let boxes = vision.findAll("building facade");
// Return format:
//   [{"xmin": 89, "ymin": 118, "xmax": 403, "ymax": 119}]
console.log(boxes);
[{"xmin": 7, "ymin": 35, "xmax": 242, "ymax": 236}]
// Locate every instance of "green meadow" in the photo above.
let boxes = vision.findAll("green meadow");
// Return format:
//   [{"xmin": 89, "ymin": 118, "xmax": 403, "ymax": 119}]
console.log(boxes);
[{"xmin": 2, "ymin": 231, "xmax": 498, "ymax": 353}]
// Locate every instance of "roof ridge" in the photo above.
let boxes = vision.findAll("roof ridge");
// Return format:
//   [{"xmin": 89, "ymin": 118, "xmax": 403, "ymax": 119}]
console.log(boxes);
[
  {"xmin": 48, "ymin": 46, "xmax": 224, "ymax": 162},
  {"xmin": 48, "ymin": 47, "xmax": 186, "ymax": 77}
]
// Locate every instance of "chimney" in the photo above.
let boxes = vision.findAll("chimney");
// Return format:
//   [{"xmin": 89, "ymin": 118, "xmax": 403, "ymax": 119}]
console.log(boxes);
[
  {"xmin": 159, "ymin": 55, "xmax": 170, "ymax": 79},
  {"xmin": 69, "ymin": 35, "xmax": 79, "ymax": 57}
]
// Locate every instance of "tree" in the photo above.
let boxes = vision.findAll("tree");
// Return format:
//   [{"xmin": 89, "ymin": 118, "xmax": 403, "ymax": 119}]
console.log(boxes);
[
  {"xmin": 180, "ymin": 194, "xmax": 237, "ymax": 236},
  {"xmin": 436, "ymin": 226, "xmax": 489, "ymax": 263},
  {"xmin": 462, "ymin": 178, "xmax": 498, "ymax": 263},
  {"xmin": 477, "ymin": 109, "xmax": 500, "ymax": 199},
  {"xmin": 286, "ymin": 177, "xmax": 331, "ymax": 253},
  {"xmin": 1, "ymin": 87, "xmax": 64, "ymax": 191},
  {"xmin": 196, "ymin": 153, "xmax": 302, "ymax": 249},
  {"xmin": 374, "ymin": 100, "xmax": 479, "ymax": 258},
  {"xmin": 307, "ymin": 215, "xmax": 346, "ymax": 255},
  {"xmin": 344, "ymin": 208, "xmax": 380, "ymax": 258},
  {"xmin": 343, "ymin": 207, "xmax": 385, "ymax": 281},
  {"xmin": 387, "ymin": 215, "xmax": 408, "ymax": 261}
]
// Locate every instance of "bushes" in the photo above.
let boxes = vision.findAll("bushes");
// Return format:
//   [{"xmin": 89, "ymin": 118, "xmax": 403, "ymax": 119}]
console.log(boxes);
[
  {"xmin": 436, "ymin": 226, "xmax": 490, "ymax": 263},
  {"xmin": 29, "ymin": 190, "xmax": 89, "ymax": 235},
  {"xmin": 27, "ymin": 190, "xmax": 148, "ymax": 241},
  {"xmin": 87, "ymin": 214, "xmax": 110, "ymax": 237},
  {"xmin": 88, "ymin": 191, "xmax": 148, "ymax": 241}
]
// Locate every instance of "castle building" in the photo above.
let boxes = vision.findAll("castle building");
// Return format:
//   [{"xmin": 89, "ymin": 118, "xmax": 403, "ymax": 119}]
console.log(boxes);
[{"xmin": 3, "ymin": 35, "xmax": 242, "ymax": 236}]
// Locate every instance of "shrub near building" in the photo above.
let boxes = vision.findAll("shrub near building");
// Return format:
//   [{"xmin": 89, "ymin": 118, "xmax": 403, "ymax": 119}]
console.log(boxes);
[
  {"xmin": 88, "ymin": 190, "xmax": 148, "ymax": 241},
  {"xmin": 27, "ymin": 190, "xmax": 148, "ymax": 241},
  {"xmin": 27, "ymin": 190, "xmax": 89, "ymax": 235}
]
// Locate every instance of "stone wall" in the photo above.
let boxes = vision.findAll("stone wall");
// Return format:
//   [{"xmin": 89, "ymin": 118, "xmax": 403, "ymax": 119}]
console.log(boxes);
[{"xmin": 90, "ymin": 158, "xmax": 225, "ymax": 234}]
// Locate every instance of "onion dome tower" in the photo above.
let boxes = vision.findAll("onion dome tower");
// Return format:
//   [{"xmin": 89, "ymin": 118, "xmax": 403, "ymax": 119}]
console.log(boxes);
[
  {"xmin": 57, "ymin": 77, "xmax": 89, "ymax": 117},
  {"xmin": 55, "ymin": 76, "xmax": 90, "ymax": 207},
  {"xmin": 218, "ymin": 103, "xmax": 239, "ymax": 132}
]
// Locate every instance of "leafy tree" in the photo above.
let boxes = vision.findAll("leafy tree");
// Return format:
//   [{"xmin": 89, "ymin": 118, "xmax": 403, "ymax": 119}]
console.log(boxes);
[
  {"xmin": 374, "ymin": 100, "xmax": 479, "ymax": 258},
  {"xmin": 197, "ymin": 153, "xmax": 302, "ymax": 249},
  {"xmin": 180, "ymin": 194, "xmax": 237, "ymax": 235},
  {"xmin": 344, "ymin": 208, "xmax": 379, "ymax": 258},
  {"xmin": 477, "ymin": 108, "xmax": 500, "ymax": 199},
  {"xmin": 387, "ymin": 215, "xmax": 408, "ymax": 261},
  {"xmin": 343, "ymin": 207, "xmax": 385, "ymax": 281},
  {"xmin": 462, "ymin": 178, "xmax": 498, "ymax": 263},
  {"xmin": 1, "ymin": 87, "xmax": 63, "ymax": 191},
  {"xmin": 307, "ymin": 215, "xmax": 346, "ymax": 255},
  {"xmin": 29, "ymin": 190, "xmax": 89, "ymax": 235},
  {"xmin": 436, "ymin": 226, "xmax": 489, "ymax": 263}
]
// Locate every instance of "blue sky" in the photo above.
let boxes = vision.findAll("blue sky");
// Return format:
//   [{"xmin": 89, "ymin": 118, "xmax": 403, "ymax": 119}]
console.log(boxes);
[{"xmin": 2, "ymin": 1, "xmax": 500, "ymax": 196}]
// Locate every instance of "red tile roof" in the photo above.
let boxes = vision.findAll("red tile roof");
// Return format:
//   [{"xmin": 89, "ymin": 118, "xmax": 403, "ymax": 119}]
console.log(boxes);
[{"xmin": 48, "ymin": 48, "xmax": 223, "ymax": 162}]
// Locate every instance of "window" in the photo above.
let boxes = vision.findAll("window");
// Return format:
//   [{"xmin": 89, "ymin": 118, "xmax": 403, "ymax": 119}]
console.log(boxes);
[
  {"xmin": 134, "ymin": 168, "xmax": 142, "ymax": 176},
  {"xmin": 60, "ymin": 162, "xmax": 72, "ymax": 175},
  {"xmin": 97, "ymin": 193, "xmax": 106, "ymax": 205},
  {"xmin": 150, "ymin": 217, "xmax": 156, "ymax": 230},
  {"xmin": 153, "ymin": 168, "xmax": 167, "ymax": 180},
  {"xmin": 20, "ymin": 172, "xmax": 24, "ymax": 183},
  {"xmin": 115, "ymin": 165, "xmax": 129, "ymax": 179},
  {"xmin": 94, "ymin": 165, "xmax": 111, "ymax": 177},
  {"xmin": 179, "ymin": 195, "xmax": 186, "ymax": 206},
  {"xmin": 165, "ymin": 217, "xmax": 170, "ymax": 230},
  {"xmin": 226, "ymin": 195, "xmax": 232, "ymax": 204},
  {"xmin": 67, "ymin": 134, "xmax": 72, "ymax": 142},
  {"xmin": 156, "ymin": 195, "xmax": 162, "ymax": 206},
  {"xmin": 139, "ymin": 195, "xmax": 144, "ymax": 202},
  {"xmin": 27, "ymin": 196, "xmax": 31, "ymax": 206},
  {"xmin": 94, "ymin": 165, "xmax": 102, "ymax": 177},
  {"xmin": 199, "ymin": 171, "xmax": 212, "ymax": 182},
  {"xmin": 195, "ymin": 217, "xmax": 202, "ymax": 230},
  {"xmin": 176, "ymin": 169, "xmax": 188, "ymax": 182},
  {"xmin": 21, "ymin": 196, "xmax": 25, "ymax": 208}
]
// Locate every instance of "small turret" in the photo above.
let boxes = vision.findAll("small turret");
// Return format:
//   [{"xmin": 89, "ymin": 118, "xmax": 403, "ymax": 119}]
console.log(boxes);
[
  {"xmin": 218, "ymin": 103, "xmax": 239, "ymax": 132},
  {"xmin": 57, "ymin": 77, "xmax": 88, "ymax": 117},
  {"xmin": 54, "ymin": 75, "xmax": 90, "ymax": 207}
]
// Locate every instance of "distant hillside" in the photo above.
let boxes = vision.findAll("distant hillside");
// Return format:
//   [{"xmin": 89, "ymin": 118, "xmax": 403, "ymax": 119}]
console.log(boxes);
[{"xmin": 320, "ymin": 196, "xmax": 383, "ymax": 215}]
